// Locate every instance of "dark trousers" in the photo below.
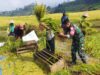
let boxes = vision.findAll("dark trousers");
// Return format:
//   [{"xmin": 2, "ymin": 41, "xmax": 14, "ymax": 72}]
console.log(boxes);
[
  {"xmin": 8, "ymin": 32, "xmax": 15, "ymax": 36},
  {"xmin": 46, "ymin": 37, "xmax": 55, "ymax": 54},
  {"xmin": 71, "ymin": 43, "xmax": 86, "ymax": 64}
]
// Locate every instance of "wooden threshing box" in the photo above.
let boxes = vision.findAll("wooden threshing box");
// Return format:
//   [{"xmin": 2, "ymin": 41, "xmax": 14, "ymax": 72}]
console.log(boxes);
[
  {"xmin": 16, "ymin": 41, "xmax": 38, "ymax": 54},
  {"xmin": 34, "ymin": 49, "xmax": 65, "ymax": 72}
]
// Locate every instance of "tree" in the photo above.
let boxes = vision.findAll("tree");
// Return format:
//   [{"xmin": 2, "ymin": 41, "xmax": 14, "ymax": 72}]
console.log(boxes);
[{"xmin": 34, "ymin": 4, "xmax": 46, "ymax": 22}]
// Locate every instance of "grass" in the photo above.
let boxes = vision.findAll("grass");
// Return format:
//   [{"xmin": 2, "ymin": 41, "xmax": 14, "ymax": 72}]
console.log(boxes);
[{"xmin": 0, "ymin": 53, "xmax": 45, "ymax": 75}]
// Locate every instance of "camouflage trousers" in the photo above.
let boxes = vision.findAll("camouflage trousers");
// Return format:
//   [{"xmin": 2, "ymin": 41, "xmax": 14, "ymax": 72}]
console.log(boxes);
[{"xmin": 71, "ymin": 37, "xmax": 86, "ymax": 64}]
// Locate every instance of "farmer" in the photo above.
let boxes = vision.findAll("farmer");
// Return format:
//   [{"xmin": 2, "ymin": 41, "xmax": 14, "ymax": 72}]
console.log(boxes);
[
  {"xmin": 8, "ymin": 20, "xmax": 15, "ymax": 36},
  {"xmin": 79, "ymin": 13, "xmax": 91, "ymax": 36},
  {"xmin": 59, "ymin": 20, "xmax": 87, "ymax": 65},
  {"xmin": 39, "ymin": 22, "xmax": 55, "ymax": 54},
  {"xmin": 61, "ymin": 12, "xmax": 69, "ymax": 34},
  {"xmin": 14, "ymin": 24, "xmax": 24, "ymax": 39}
]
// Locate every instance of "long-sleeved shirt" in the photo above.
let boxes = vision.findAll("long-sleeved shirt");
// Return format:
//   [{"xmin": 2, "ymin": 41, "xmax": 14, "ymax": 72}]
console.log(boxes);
[{"xmin": 46, "ymin": 29, "xmax": 55, "ymax": 41}]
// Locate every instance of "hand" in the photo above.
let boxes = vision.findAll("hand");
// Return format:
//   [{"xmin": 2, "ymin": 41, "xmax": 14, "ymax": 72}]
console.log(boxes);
[{"xmin": 58, "ymin": 32, "xmax": 65, "ymax": 37}]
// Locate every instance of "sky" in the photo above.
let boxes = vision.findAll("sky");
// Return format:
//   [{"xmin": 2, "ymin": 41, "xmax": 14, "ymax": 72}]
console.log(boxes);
[{"xmin": 0, "ymin": 0, "xmax": 74, "ymax": 12}]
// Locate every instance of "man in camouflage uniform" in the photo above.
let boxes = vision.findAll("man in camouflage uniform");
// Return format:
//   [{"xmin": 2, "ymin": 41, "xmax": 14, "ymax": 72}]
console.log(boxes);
[{"xmin": 59, "ymin": 20, "xmax": 86, "ymax": 64}]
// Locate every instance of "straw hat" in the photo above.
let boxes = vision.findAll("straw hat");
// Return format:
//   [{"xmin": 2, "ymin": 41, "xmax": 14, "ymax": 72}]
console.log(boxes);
[
  {"xmin": 82, "ymin": 13, "xmax": 89, "ymax": 17},
  {"xmin": 10, "ymin": 20, "xmax": 14, "ymax": 23}
]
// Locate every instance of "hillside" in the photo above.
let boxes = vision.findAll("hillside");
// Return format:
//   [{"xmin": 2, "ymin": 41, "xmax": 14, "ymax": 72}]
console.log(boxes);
[
  {"xmin": 0, "ymin": 3, "xmax": 34, "ymax": 16},
  {"xmin": 53, "ymin": 0, "xmax": 100, "ymax": 13},
  {"xmin": 0, "ymin": 0, "xmax": 100, "ymax": 16}
]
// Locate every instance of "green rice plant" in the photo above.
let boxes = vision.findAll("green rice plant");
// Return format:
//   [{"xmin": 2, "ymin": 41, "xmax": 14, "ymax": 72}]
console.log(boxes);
[
  {"xmin": 70, "ymin": 64, "xmax": 100, "ymax": 75},
  {"xmin": 85, "ymin": 33, "xmax": 100, "ymax": 59},
  {"xmin": 0, "ymin": 36, "xmax": 7, "ymax": 42},
  {"xmin": 0, "ymin": 26, "xmax": 8, "ymax": 31},
  {"xmin": 25, "ymin": 24, "xmax": 38, "ymax": 34},
  {"xmin": 49, "ymin": 69, "xmax": 71, "ymax": 75},
  {"xmin": 41, "ymin": 18, "xmax": 60, "ymax": 33},
  {"xmin": 38, "ymin": 30, "xmax": 46, "ymax": 51},
  {"xmin": 34, "ymin": 4, "xmax": 46, "ymax": 22},
  {"xmin": 0, "ymin": 36, "xmax": 23, "ymax": 53}
]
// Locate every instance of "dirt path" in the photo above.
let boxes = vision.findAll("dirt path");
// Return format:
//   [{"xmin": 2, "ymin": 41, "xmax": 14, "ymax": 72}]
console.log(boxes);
[{"xmin": 55, "ymin": 37, "xmax": 100, "ymax": 66}]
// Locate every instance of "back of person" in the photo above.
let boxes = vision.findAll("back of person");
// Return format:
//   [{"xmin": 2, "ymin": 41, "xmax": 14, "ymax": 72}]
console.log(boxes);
[
  {"xmin": 46, "ymin": 29, "xmax": 55, "ymax": 41},
  {"xmin": 14, "ymin": 25, "xmax": 24, "ymax": 39},
  {"xmin": 61, "ymin": 13, "xmax": 69, "ymax": 28},
  {"xmin": 61, "ymin": 12, "xmax": 69, "ymax": 34},
  {"xmin": 8, "ymin": 20, "xmax": 15, "ymax": 36},
  {"xmin": 9, "ymin": 23, "xmax": 14, "ymax": 33},
  {"xmin": 79, "ymin": 13, "xmax": 91, "ymax": 36}
]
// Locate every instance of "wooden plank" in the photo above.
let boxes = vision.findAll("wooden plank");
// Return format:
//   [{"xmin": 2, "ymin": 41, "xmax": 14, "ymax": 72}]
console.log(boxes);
[
  {"xmin": 34, "ymin": 54, "xmax": 51, "ymax": 66},
  {"xmin": 17, "ymin": 50, "xmax": 33, "ymax": 54},
  {"xmin": 50, "ymin": 58, "xmax": 65, "ymax": 72},
  {"xmin": 39, "ymin": 52, "xmax": 58, "ymax": 63},
  {"xmin": 17, "ymin": 46, "xmax": 34, "ymax": 51},
  {"xmin": 34, "ymin": 52, "xmax": 65, "ymax": 72},
  {"xmin": 42, "ymin": 50, "xmax": 59, "ymax": 60},
  {"xmin": 37, "ymin": 53, "xmax": 53, "ymax": 65}
]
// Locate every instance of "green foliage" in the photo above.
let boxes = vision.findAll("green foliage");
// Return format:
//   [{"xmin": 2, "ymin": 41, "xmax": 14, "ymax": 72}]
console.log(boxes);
[
  {"xmin": 0, "ymin": 36, "xmax": 7, "ymax": 42},
  {"xmin": 85, "ymin": 33, "xmax": 100, "ymax": 59},
  {"xmin": 0, "ymin": 26, "xmax": 8, "ymax": 31},
  {"xmin": 38, "ymin": 35, "xmax": 46, "ymax": 50},
  {"xmin": 79, "ymin": 18, "xmax": 97, "ymax": 35},
  {"xmin": 41, "ymin": 18, "xmax": 60, "ymax": 33},
  {"xmin": 50, "ymin": 69, "xmax": 71, "ymax": 75},
  {"xmin": 0, "ymin": 36, "xmax": 23, "ymax": 53},
  {"xmin": 34, "ymin": 4, "xmax": 46, "ymax": 22},
  {"xmin": 0, "ymin": 0, "xmax": 100, "ymax": 16},
  {"xmin": 53, "ymin": 0, "xmax": 100, "ymax": 13},
  {"xmin": 25, "ymin": 24, "xmax": 38, "ymax": 34},
  {"xmin": 70, "ymin": 64, "xmax": 100, "ymax": 75}
]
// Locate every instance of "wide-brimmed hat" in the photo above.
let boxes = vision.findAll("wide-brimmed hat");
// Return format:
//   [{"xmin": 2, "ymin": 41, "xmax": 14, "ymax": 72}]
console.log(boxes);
[
  {"xmin": 10, "ymin": 20, "xmax": 14, "ymax": 23},
  {"xmin": 82, "ymin": 13, "xmax": 89, "ymax": 17}
]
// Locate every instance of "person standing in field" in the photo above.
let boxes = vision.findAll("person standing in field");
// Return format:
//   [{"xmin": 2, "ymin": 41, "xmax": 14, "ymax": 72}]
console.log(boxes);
[
  {"xmin": 79, "ymin": 13, "xmax": 92, "ymax": 36},
  {"xmin": 39, "ymin": 22, "xmax": 55, "ymax": 54},
  {"xmin": 59, "ymin": 20, "xmax": 87, "ymax": 65},
  {"xmin": 61, "ymin": 12, "xmax": 69, "ymax": 34},
  {"xmin": 8, "ymin": 20, "xmax": 15, "ymax": 36}
]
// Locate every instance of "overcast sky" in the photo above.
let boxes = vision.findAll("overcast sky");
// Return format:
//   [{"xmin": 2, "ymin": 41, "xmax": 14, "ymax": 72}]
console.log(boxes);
[{"xmin": 0, "ymin": 0, "xmax": 74, "ymax": 12}]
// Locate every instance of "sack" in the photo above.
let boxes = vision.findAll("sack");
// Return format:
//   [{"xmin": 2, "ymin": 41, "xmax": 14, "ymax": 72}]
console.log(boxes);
[{"xmin": 22, "ymin": 30, "xmax": 39, "ymax": 42}]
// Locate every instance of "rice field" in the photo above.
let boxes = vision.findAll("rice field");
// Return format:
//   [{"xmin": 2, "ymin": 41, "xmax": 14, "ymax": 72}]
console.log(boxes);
[
  {"xmin": 0, "ymin": 10, "xmax": 100, "ymax": 26},
  {"xmin": 0, "ymin": 10, "xmax": 100, "ymax": 75}
]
